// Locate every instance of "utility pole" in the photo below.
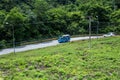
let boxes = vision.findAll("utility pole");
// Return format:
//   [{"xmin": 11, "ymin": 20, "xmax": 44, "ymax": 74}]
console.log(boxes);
[
  {"xmin": 12, "ymin": 24, "xmax": 15, "ymax": 54},
  {"xmin": 88, "ymin": 16, "xmax": 92, "ymax": 49},
  {"xmin": 6, "ymin": 22, "xmax": 15, "ymax": 54},
  {"xmin": 96, "ymin": 16, "xmax": 99, "ymax": 39},
  {"xmin": 97, "ymin": 21, "xmax": 99, "ymax": 39}
]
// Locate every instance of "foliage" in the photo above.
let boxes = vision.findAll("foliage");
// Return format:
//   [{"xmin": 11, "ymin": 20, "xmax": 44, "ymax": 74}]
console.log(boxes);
[
  {"xmin": 3, "ymin": 7, "xmax": 26, "ymax": 42},
  {"xmin": 0, "ymin": 36, "xmax": 120, "ymax": 79},
  {"xmin": 0, "ymin": 0, "xmax": 120, "ymax": 48},
  {"xmin": 110, "ymin": 10, "xmax": 120, "ymax": 34}
]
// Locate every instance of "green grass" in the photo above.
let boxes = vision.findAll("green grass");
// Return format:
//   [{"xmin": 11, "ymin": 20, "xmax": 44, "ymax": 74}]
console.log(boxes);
[{"xmin": 0, "ymin": 36, "xmax": 120, "ymax": 80}]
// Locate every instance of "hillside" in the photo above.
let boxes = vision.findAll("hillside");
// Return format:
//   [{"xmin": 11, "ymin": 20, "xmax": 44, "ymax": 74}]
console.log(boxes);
[{"xmin": 0, "ymin": 36, "xmax": 120, "ymax": 79}]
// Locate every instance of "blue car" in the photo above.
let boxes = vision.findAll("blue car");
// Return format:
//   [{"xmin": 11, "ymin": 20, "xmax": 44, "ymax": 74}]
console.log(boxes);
[{"xmin": 58, "ymin": 34, "xmax": 70, "ymax": 43}]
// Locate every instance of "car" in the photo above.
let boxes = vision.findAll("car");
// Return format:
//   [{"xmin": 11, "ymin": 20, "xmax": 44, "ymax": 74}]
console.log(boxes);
[
  {"xmin": 103, "ymin": 32, "xmax": 115, "ymax": 37},
  {"xmin": 58, "ymin": 34, "xmax": 70, "ymax": 43}
]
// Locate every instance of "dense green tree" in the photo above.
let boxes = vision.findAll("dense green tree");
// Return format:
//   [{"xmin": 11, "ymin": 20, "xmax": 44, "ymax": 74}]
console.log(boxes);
[
  {"xmin": 110, "ymin": 10, "xmax": 120, "ymax": 33},
  {"xmin": 86, "ymin": 5, "xmax": 112, "ymax": 22},
  {"xmin": 34, "ymin": 0, "xmax": 51, "ymax": 21},
  {"xmin": 46, "ymin": 7, "xmax": 67, "ymax": 35},
  {"xmin": 0, "ymin": 10, "xmax": 7, "ymax": 46},
  {"xmin": 66, "ymin": 11, "xmax": 85, "ymax": 34},
  {"xmin": 3, "ymin": 7, "xmax": 27, "ymax": 42},
  {"xmin": 0, "ymin": 10, "xmax": 6, "ymax": 25},
  {"xmin": 0, "ymin": 0, "xmax": 120, "ymax": 48}
]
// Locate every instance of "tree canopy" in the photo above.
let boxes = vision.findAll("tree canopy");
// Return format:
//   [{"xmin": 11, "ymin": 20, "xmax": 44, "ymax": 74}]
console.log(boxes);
[{"xmin": 0, "ymin": 0, "xmax": 120, "ymax": 48}]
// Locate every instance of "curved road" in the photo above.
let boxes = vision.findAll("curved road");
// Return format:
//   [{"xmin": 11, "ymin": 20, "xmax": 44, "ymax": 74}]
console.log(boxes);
[{"xmin": 0, "ymin": 36, "xmax": 102, "ymax": 55}]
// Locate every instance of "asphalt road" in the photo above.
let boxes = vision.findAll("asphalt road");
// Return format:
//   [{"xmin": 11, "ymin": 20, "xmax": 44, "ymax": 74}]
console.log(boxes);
[{"xmin": 0, "ymin": 36, "xmax": 102, "ymax": 55}]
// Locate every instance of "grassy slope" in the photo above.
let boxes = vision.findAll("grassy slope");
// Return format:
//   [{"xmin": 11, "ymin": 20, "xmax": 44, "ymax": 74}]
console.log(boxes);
[{"xmin": 0, "ymin": 36, "xmax": 120, "ymax": 80}]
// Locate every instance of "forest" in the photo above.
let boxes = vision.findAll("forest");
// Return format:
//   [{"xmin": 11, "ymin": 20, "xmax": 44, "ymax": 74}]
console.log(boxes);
[{"xmin": 0, "ymin": 0, "xmax": 120, "ymax": 48}]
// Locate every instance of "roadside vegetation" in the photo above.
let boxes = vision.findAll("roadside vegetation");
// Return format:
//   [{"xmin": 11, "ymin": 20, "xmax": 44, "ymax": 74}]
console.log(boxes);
[
  {"xmin": 0, "ymin": 36, "xmax": 120, "ymax": 80},
  {"xmin": 0, "ymin": 0, "xmax": 120, "ymax": 49}
]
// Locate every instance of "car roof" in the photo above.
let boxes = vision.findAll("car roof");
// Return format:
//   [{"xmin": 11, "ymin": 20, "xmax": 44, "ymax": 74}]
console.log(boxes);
[{"xmin": 62, "ymin": 34, "xmax": 70, "ymax": 37}]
